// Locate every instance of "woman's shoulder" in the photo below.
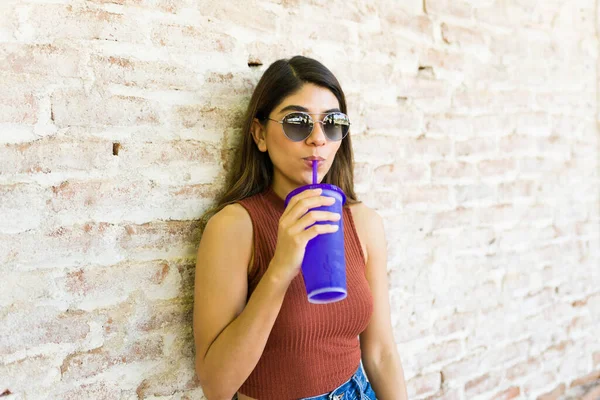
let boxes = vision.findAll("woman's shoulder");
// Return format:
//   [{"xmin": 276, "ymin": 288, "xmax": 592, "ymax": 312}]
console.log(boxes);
[
  {"xmin": 347, "ymin": 201, "xmax": 382, "ymax": 226},
  {"xmin": 346, "ymin": 201, "xmax": 384, "ymax": 265},
  {"xmin": 205, "ymin": 203, "xmax": 252, "ymax": 237}
]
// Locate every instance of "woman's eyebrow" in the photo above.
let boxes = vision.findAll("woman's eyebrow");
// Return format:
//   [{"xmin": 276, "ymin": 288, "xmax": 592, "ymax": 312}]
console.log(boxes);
[{"xmin": 279, "ymin": 105, "xmax": 341, "ymax": 114}]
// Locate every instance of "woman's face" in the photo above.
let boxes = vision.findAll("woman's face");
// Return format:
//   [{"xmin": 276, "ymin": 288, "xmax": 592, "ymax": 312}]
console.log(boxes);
[{"xmin": 252, "ymin": 83, "xmax": 344, "ymax": 196}]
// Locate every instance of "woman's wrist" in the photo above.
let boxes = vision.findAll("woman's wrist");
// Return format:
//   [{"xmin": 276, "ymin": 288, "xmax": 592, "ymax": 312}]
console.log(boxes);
[{"xmin": 264, "ymin": 261, "xmax": 296, "ymax": 292}]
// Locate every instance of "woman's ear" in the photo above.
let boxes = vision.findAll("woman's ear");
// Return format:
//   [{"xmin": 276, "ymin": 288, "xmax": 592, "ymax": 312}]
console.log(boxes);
[{"xmin": 251, "ymin": 118, "xmax": 268, "ymax": 152}]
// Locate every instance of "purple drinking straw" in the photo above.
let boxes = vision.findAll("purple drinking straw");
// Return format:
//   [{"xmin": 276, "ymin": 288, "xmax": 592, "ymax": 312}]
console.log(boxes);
[{"xmin": 312, "ymin": 160, "xmax": 318, "ymax": 184}]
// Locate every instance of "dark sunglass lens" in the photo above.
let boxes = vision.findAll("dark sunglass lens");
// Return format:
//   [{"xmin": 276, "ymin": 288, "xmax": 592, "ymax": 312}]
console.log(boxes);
[
  {"xmin": 282, "ymin": 113, "xmax": 312, "ymax": 141},
  {"xmin": 323, "ymin": 113, "xmax": 350, "ymax": 140}
]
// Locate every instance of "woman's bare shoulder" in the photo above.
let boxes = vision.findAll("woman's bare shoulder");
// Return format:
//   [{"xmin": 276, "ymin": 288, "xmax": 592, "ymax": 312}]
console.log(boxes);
[
  {"xmin": 347, "ymin": 201, "xmax": 383, "ymax": 265},
  {"xmin": 206, "ymin": 203, "xmax": 252, "ymax": 233},
  {"xmin": 348, "ymin": 201, "xmax": 382, "ymax": 226}
]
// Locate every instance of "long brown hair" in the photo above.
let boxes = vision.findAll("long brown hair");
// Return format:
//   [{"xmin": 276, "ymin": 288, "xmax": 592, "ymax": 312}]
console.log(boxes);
[{"xmin": 199, "ymin": 55, "xmax": 360, "ymax": 232}]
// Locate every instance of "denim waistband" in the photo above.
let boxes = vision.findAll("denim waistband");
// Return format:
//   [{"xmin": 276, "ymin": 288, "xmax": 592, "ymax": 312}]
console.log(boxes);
[{"xmin": 300, "ymin": 362, "xmax": 370, "ymax": 400}]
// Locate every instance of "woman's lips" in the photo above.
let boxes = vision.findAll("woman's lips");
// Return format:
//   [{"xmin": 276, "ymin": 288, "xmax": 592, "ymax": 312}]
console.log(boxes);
[{"xmin": 304, "ymin": 159, "xmax": 323, "ymax": 168}]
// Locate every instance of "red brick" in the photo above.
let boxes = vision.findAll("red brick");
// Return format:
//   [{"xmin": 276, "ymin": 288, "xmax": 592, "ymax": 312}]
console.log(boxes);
[
  {"xmin": 57, "ymin": 381, "xmax": 121, "ymax": 400},
  {"xmin": 2, "ymin": 43, "xmax": 80, "ymax": 77},
  {"xmin": 384, "ymin": 10, "xmax": 434, "ymax": 43},
  {"xmin": 593, "ymin": 352, "xmax": 600, "ymax": 367},
  {"xmin": 90, "ymin": 54, "xmax": 200, "ymax": 90},
  {"xmin": 507, "ymin": 357, "xmax": 542, "ymax": 381},
  {"xmin": 1, "ymin": 306, "xmax": 90, "ymax": 356},
  {"xmin": 63, "ymin": 259, "xmax": 190, "ymax": 307},
  {"xmin": 474, "ymin": 204, "xmax": 525, "ymax": 227},
  {"xmin": 402, "ymin": 185, "xmax": 451, "ymax": 208},
  {"xmin": 397, "ymin": 77, "xmax": 450, "ymax": 99},
  {"xmin": 431, "ymin": 207, "xmax": 475, "ymax": 230},
  {"xmin": 404, "ymin": 136, "xmax": 452, "ymax": 160},
  {"xmin": 0, "ymin": 355, "xmax": 60, "ymax": 394},
  {"xmin": 52, "ymin": 89, "xmax": 160, "ymax": 127},
  {"xmin": 352, "ymin": 135, "xmax": 408, "ymax": 163},
  {"xmin": 477, "ymin": 159, "xmax": 517, "ymax": 178},
  {"xmin": 518, "ymin": 157, "xmax": 565, "ymax": 177},
  {"xmin": 475, "ymin": 2, "xmax": 536, "ymax": 27},
  {"xmin": 150, "ymin": 23, "xmax": 235, "ymax": 52},
  {"xmin": 491, "ymin": 386, "xmax": 521, "ymax": 400},
  {"xmin": 286, "ymin": 17, "xmax": 352, "ymax": 44},
  {"xmin": 583, "ymin": 386, "xmax": 600, "ymax": 400},
  {"xmin": 0, "ymin": 79, "xmax": 38, "ymax": 124},
  {"xmin": 135, "ymin": 351, "xmax": 198, "ymax": 397},
  {"xmin": 374, "ymin": 162, "xmax": 428, "ymax": 185},
  {"xmin": 0, "ymin": 183, "xmax": 48, "ymax": 233},
  {"xmin": 407, "ymin": 372, "xmax": 442, "ymax": 398},
  {"xmin": 113, "ymin": 139, "xmax": 218, "ymax": 167},
  {"xmin": 0, "ymin": 136, "xmax": 112, "ymax": 175},
  {"xmin": 455, "ymin": 183, "xmax": 495, "ymax": 205},
  {"xmin": 537, "ymin": 383, "xmax": 566, "ymax": 400},
  {"xmin": 419, "ymin": 48, "xmax": 469, "ymax": 72},
  {"xmin": 441, "ymin": 348, "xmax": 487, "ymax": 381},
  {"xmin": 431, "ymin": 160, "xmax": 477, "ymax": 180},
  {"xmin": 414, "ymin": 340, "xmax": 463, "ymax": 371},
  {"xmin": 353, "ymin": 163, "xmax": 372, "ymax": 183},
  {"xmin": 516, "ymin": 112, "xmax": 552, "ymax": 136},
  {"xmin": 452, "ymin": 89, "xmax": 531, "ymax": 113},
  {"xmin": 27, "ymin": 4, "xmax": 146, "ymax": 42},
  {"xmin": 118, "ymin": 220, "xmax": 201, "ymax": 258},
  {"xmin": 566, "ymin": 315, "xmax": 592, "ymax": 335},
  {"xmin": 471, "ymin": 115, "xmax": 516, "ymax": 135},
  {"xmin": 423, "ymin": 388, "xmax": 461, "ymax": 400},
  {"xmin": 424, "ymin": 114, "xmax": 472, "ymax": 136},
  {"xmin": 535, "ymin": 91, "xmax": 595, "ymax": 115},
  {"xmin": 465, "ymin": 372, "xmax": 502, "ymax": 397},
  {"xmin": 198, "ymin": 0, "xmax": 278, "ymax": 32},
  {"xmin": 497, "ymin": 180, "xmax": 537, "ymax": 202},
  {"xmin": 570, "ymin": 370, "xmax": 600, "ymax": 388},
  {"xmin": 432, "ymin": 312, "xmax": 474, "ymax": 336},
  {"xmin": 441, "ymin": 23, "xmax": 488, "ymax": 47},
  {"xmin": 521, "ymin": 288, "xmax": 555, "ymax": 313},
  {"xmin": 136, "ymin": 300, "xmax": 192, "ymax": 332},
  {"xmin": 202, "ymin": 71, "xmax": 257, "ymax": 98},
  {"xmin": 245, "ymin": 41, "xmax": 289, "ymax": 67},
  {"xmin": 499, "ymin": 134, "xmax": 538, "ymax": 155},
  {"xmin": 537, "ymin": 136, "xmax": 570, "ymax": 159},
  {"xmin": 87, "ymin": 0, "xmax": 185, "ymax": 13},
  {"xmin": 502, "ymin": 270, "xmax": 531, "ymax": 292},
  {"xmin": 487, "ymin": 339, "xmax": 532, "ymax": 367},
  {"xmin": 425, "ymin": 0, "xmax": 472, "ymax": 18},
  {"xmin": 455, "ymin": 137, "xmax": 496, "ymax": 157},
  {"xmin": 364, "ymin": 105, "xmax": 421, "ymax": 133},
  {"xmin": 392, "ymin": 318, "xmax": 429, "ymax": 343},
  {"xmin": 523, "ymin": 371, "xmax": 558, "ymax": 397},
  {"xmin": 61, "ymin": 336, "xmax": 164, "ymax": 380},
  {"xmin": 170, "ymin": 103, "xmax": 237, "ymax": 131}
]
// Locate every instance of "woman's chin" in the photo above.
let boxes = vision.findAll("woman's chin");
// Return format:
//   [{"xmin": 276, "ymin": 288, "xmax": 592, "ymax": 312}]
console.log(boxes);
[{"xmin": 301, "ymin": 174, "xmax": 320, "ymax": 185}]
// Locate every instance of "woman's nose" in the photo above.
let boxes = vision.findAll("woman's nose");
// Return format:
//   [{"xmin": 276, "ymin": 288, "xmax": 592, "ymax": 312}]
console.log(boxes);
[{"xmin": 306, "ymin": 121, "xmax": 327, "ymax": 146}]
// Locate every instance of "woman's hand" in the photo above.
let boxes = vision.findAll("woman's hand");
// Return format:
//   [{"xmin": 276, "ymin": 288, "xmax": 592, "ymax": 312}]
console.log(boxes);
[{"xmin": 269, "ymin": 188, "xmax": 341, "ymax": 285}]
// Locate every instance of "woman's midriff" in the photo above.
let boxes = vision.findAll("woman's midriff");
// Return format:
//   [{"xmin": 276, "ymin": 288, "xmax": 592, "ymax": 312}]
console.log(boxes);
[{"xmin": 237, "ymin": 393, "xmax": 256, "ymax": 400}]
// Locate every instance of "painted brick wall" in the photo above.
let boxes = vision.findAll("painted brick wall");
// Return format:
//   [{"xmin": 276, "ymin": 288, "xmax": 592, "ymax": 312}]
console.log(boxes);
[{"xmin": 1, "ymin": 0, "xmax": 599, "ymax": 399}]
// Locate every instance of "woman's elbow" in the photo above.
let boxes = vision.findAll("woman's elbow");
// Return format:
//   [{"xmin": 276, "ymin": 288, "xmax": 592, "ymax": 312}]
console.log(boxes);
[{"xmin": 196, "ymin": 362, "xmax": 236, "ymax": 400}]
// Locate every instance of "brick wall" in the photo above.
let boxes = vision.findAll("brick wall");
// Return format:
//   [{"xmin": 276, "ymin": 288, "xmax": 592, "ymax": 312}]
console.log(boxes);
[{"xmin": 1, "ymin": 0, "xmax": 599, "ymax": 399}]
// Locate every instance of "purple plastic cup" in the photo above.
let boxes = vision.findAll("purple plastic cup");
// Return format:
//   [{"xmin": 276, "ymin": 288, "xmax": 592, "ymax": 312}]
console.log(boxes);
[{"xmin": 284, "ymin": 183, "xmax": 347, "ymax": 304}]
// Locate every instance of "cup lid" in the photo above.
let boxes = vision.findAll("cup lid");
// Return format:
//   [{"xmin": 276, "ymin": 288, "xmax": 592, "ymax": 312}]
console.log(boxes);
[{"xmin": 284, "ymin": 183, "xmax": 347, "ymax": 207}]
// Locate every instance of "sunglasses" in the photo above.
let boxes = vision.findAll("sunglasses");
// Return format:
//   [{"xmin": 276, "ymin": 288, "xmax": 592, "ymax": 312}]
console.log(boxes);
[{"xmin": 266, "ymin": 111, "xmax": 351, "ymax": 142}]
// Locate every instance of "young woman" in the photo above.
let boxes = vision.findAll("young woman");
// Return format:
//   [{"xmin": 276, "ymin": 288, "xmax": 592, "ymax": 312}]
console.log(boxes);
[{"xmin": 193, "ymin": 55, "xmax": 408, "ymax": 400}]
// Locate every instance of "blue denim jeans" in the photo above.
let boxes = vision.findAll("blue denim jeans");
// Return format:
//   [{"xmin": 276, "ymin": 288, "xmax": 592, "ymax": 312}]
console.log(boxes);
[{"xmin": 299, "ymin": 363, "xmax": 377, "ymax": 400}]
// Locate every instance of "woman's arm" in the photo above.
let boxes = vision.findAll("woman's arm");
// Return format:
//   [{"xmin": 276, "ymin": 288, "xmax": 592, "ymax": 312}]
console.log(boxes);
[
  {"xmin": 193, "ymin": 191, "xmax": 340, "ymax": 399},
  {"xmin": 354, "ymin": 205, "xmax": 408, "ymax": 400},
  {"xmin": 193, "ymin": 204, "xmax": 289, "ymax": 400}
]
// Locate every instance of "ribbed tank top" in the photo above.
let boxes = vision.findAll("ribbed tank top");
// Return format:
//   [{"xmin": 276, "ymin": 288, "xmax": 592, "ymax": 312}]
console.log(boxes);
[{"xmin": 236, "ymin": 186, "xmax": 374, "ymax": 399}]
